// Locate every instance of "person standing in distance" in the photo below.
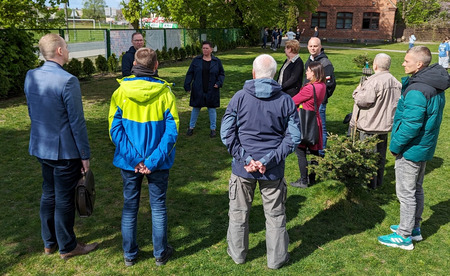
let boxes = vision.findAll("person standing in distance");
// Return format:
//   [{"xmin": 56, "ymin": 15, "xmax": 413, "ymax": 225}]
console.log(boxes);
[
  {"xmin": 184, "ymin": 41, "xmax": 225, "ymax": 138},
  {"xmin": 24, "ymin": 33, "xmax": 98, "ymax": 259},
  {"xmin": 122, "ymin": 32, "xmax": 145, "ymax": 77},
  {"xmin": 378, "ymin": 46, "xmax": 449, "ymax": 250},
  {"xmin": 304, "ymin": 37, "xmax": 336, "ymax": 156},
  {"xmin": 276, "ymin": 39, "xmax": 304, "ymax": 97},
  {"xmin": 221, "ymin": 54, "xmax": 301, "ymax": 269}
]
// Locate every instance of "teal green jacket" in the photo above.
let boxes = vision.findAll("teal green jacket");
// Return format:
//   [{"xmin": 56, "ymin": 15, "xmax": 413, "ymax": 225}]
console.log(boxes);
[{"xmin": 390, "ymin": 64, "xmax": 449, "ymax": 162}]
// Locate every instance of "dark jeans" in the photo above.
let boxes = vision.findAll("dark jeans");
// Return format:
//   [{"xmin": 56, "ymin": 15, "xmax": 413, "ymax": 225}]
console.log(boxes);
[
  {"xmin": 318, "ymin": 103, "xmax": 327, "ymax": 156},
  {"xmin": 359, "ymin": 131, "xmax": 388, "ymax": 189},
  {"xmin": 121, "ymin": 169, "xmax": 169, "ymax": 260},
  {"xmin": 295, "ymin": 147, "xmax": 319, "ymax": 183},
  {"xmin": 38, "ymin": 158, "xmax": 81, "ymax": 254}
]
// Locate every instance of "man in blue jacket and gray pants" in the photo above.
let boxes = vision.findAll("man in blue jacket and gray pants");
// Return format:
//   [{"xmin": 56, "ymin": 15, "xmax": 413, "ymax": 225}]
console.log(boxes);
[
  {"xmin": 378, "ymin": 46, "xmax": 449, "ymax": 250},
  {"xmin": 221, "ymin": 54, "xmax": 301, "ymax": 269}
]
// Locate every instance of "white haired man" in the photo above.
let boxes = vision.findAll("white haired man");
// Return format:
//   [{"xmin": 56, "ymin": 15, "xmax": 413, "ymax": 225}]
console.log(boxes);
[
  {"xmin": 350, "ymin": 53, "xmax": 401, "ymax": 189},
  {"xmin": 221, "ymin": 54, "xmax": 301, "ymax": 269}
]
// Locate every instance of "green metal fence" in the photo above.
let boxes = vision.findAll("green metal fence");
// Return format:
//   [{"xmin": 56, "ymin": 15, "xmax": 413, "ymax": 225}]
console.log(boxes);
[{"xmin": 24, "ymin": 28, "xmax": 244, "ymax": 59}]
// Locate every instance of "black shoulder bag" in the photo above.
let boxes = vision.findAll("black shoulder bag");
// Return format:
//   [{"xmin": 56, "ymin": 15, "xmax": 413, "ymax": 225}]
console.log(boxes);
[{"xmin": 298, "ymin": 84, "xmax": 320, "ymax": 146}]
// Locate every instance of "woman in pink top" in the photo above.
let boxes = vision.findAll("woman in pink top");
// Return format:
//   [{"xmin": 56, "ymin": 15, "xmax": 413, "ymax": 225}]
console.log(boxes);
[{"xmin": 290, "ymin": 61, "xmax": 326, "ymax": 188}]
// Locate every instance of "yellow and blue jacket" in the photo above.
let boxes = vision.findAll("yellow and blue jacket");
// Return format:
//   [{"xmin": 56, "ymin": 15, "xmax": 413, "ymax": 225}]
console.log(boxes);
[{"xmin": 108, "ymin": 75, "xmax": 179, "ymax": 172}]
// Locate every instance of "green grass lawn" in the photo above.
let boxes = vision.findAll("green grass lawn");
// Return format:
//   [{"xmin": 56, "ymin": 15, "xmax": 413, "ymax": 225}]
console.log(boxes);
[{"xmin": 0, "ymin": 46, "xmax": 448, "ymax": 275}]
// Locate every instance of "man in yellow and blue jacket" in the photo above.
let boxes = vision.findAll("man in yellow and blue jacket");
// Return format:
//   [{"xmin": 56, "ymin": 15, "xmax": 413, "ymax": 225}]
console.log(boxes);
[{"xmin": 108, "ymin": 47, "xmax": 179, "ymax": 267}]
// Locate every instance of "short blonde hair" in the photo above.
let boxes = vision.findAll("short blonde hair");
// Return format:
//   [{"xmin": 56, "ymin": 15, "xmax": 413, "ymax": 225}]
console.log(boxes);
[
  {"xmin": 39, "ymin": 33, "xmax": 65, "ymax": 60},
  {"xmin": 285, "ymin": 40, "xmax": 300, "ymax": 54},
  {"xmin": 135, "ymin": 48, "xmax": 157, "ymax": 69}
]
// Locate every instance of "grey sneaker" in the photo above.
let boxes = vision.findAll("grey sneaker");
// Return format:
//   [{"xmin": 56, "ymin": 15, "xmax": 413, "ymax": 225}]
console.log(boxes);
[
  {"xmin": 290, "ymin": 179, "xmax": 308, "ymax": 188},
  {"xmin": 124, "ymin": 258, "xmax": 136, "ymax": 267},
  {"xmin": 390, "ymin": 225, "xmax": 423, "ymax": 241},
  {"xmin": 155, "ymin": 245, "xmax": 174, "ymax": 266}
]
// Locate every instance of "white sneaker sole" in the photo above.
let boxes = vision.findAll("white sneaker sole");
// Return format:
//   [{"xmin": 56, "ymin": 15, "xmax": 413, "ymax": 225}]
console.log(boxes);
[{"xmin": 378, "ymin": 240, "xmax": 414, "ymax": 250}]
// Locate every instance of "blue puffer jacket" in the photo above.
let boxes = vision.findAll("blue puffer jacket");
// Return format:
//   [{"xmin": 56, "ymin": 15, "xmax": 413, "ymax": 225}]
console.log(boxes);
[
  {"xmin": 390, "ymin": 64, "xmax": 449, "ymax": 162},
  {"xmin": 221, "ymin": 78, "xmax": 301, "ymax": 180}
]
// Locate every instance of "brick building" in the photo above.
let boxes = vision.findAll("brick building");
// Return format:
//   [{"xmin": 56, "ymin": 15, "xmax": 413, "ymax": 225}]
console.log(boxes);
[{"xmin": 298, "ymin": 0, "xmax": 398, "ymax": 43}]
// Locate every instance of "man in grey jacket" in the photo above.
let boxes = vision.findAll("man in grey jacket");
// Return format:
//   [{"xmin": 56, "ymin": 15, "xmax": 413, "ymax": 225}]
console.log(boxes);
[{"xmin": 350, "ymin": 53, "xmax": 401, "ymax": 189}]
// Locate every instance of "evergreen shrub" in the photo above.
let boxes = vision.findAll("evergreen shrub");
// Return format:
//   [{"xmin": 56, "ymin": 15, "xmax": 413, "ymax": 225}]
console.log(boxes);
[
  {"xmin": 311, "ymin": 134, "xmax": 380, "ymax": 196},
  {"xmin": 0, "ymin": 28, "xmax": 37, "ymax": 98},
  {"xmin": 65, "ymin": 58, "xmax": 82, "ymax": 78},
  {"xmin": 95, "ymin": 55, "xmax": 108, "ymax": 73},
  {"xmin": 82, "ymin": 58, "xmax": 95, "ymax": 78},
  {"xmin": 107, "ymin": 53, "xmax": 118, "ymax": 72}
]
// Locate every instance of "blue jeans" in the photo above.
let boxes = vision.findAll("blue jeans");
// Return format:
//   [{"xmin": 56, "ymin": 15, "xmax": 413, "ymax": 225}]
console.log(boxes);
[
  {"xmin": 319, "ymin": 103, "xmax": 327, "ymax": 156},
  {"xmin": 189, "ymin": 107, "xmax": 217, "ymax": 130},
  {"xmin": 395, "ymin": 156, "xmax": 426, "ymax": 238},
  {"xmin": 38, "ymin": 158, "xmax": 81, "ymax": 254},
  {"xmin": 121, "ymin": 169, "xmax": 169, "ymax": 260}
]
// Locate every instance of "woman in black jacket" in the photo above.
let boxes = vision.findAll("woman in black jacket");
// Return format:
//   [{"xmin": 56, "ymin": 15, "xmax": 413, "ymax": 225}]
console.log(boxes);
[
  {"xmin": 276, "ymin": 40, "xmax": 304, "ymax": 97},
  {"xmin": 184, "ymin": 41, "xmax": 225, "ymax": 138}
]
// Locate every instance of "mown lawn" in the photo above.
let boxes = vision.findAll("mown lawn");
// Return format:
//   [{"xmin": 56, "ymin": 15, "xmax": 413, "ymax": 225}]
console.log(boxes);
[{"xmin": 0, "ymin": 45, "xmax": 448, "ymax": 275}]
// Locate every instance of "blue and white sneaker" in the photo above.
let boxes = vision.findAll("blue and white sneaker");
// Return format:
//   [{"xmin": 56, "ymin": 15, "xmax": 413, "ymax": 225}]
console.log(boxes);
[
  {"xmin": 390, "ymin": 225, "xmax": 423, "ymax": 241},
  {"xmin": 377, "ymin": 233, "xmax": 414, "ymax": 250}
]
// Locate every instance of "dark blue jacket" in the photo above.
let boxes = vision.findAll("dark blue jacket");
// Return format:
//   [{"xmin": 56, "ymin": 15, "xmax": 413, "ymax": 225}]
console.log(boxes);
[
  {"xmin": 305, "ymin": 49, "xmax": 336, "ymax": 104},
  {"xmin": 221, "ymin": 78, "xmax": 301, "ymax": 180},
  {"xmin": 24, "ymin": 61, "xmax": 90, "ymax": 160},
  {"xmin": 122, "ymin": 46, "xmax": 136, "ymax": 77},
  {"xmin": 184, "ymin": 55, "xmax": 225, "ymax": 108},
  {"xmin": 390, "ymin": 64, "xmax": 449, "ymax": 162}
]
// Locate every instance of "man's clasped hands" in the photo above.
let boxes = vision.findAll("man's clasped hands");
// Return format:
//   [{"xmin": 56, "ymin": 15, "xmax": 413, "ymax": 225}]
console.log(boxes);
[
  {"xmin": 134, "ymin": 162, "xmax": 151, "ymax": 174},
  {"xmin": 244, "ymin": 159, "xmax": 266, "ymax": 174}
]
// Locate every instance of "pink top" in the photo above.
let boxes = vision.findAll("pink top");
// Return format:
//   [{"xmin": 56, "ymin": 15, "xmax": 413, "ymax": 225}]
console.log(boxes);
[{"xmin": 292, "ymin": 82, "xmax": 327, "ymax": 150}]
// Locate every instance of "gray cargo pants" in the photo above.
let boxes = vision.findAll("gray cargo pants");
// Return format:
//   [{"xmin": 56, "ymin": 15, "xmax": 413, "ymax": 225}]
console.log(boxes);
[
  {"xmin": 395, "ymin": 155, "xmax": 426, "ymax": 237},
  {"xmin": 227, "ymin": 173, "xmax": 289, "ymax": 269}
]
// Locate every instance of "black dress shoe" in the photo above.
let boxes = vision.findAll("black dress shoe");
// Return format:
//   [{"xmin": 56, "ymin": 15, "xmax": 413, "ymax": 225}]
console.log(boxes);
[
  {"xmin": 186, "ymin": 128, "xmax": 194, "ymax": 136},
  {"xmin": 210, "ymin": 130, "xmax": 216, "ymax": 138}
]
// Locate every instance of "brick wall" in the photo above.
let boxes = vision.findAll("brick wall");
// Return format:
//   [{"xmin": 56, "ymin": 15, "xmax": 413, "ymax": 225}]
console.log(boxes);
[{"xmin": 297, "ymin": 0, "xmax": 397, "ymax": 43}]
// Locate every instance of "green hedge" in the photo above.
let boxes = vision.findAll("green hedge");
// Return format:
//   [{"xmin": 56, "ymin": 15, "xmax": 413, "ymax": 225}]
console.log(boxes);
[{"xmin": 0, "ymin": 28, "xmax": 38, "ymax": 98}]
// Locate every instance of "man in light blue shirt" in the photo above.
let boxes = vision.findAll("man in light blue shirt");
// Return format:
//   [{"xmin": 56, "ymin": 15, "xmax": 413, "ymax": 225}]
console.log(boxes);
[
  {"xmin": 409, "ymin": 34, "xmax": 416, "ymax": 49},
  {"xmin": 438, "ymin": 38, "xmax": 449, "ymax": 69}
]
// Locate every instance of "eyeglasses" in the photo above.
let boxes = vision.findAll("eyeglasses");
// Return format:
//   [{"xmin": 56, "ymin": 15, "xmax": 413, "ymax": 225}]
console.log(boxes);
[{"xmin": 133, "ymin": 39, "xmax": 144, "ymax": 42}]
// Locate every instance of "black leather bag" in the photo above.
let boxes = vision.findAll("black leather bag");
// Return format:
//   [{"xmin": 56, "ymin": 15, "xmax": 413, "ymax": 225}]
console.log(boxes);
[
  {"xmin": 298, "ymin": 84, "xmax": 319, "ymax": 146},
  {"xmin": 75, "ymin": 169, "xmax": 96, "ymax": 217}
]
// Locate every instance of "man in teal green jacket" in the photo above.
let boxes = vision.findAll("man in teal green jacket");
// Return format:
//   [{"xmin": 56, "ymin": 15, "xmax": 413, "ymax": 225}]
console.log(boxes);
[{"xmin": 378, "ymin": 46, "xmax": 449, "ymax": 250}]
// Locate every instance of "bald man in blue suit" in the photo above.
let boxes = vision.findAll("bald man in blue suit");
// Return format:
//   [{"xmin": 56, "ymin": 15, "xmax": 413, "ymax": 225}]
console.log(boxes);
[{"xmin": 24, "ymin": 33, "xmax": 98, "ymax": 260}]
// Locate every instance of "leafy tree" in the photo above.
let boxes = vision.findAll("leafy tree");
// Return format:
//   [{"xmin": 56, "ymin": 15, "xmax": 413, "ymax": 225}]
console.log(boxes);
[
  {"xmin": 146, "ymin": 0, "xmax": 317, "ymax": 45},
  {"xmin": 396, "ymin": 0, "xmax": 441, "ymax": 26},
  {"xmin": 82, "ymin": 0, "xmax": 106, "ymax": 22},
  {"xmin": 0, "ymin": 0, "xmax": 65, "ymax": 28},
  {"xmin": 121, "ymin": 0, "xmax": 141, "ymax": 30}
]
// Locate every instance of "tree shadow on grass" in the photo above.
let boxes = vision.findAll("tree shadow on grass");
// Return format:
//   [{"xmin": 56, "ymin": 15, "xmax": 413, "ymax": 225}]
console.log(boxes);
[{"xmin": 286, "ymin": 197, "xmax": 385, "ymax": 265}]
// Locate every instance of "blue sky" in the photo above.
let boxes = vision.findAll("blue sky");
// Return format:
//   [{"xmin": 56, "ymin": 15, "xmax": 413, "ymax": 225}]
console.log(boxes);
[{"xmin": 63, "ymin": 0, "xmax": 123, "ymax": 9}]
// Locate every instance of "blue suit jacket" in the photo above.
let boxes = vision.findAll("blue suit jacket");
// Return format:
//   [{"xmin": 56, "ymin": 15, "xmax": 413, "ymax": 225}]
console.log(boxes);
[{"xmin": 24, "ymin": 61, "xmax": 90, "ymax": 160}]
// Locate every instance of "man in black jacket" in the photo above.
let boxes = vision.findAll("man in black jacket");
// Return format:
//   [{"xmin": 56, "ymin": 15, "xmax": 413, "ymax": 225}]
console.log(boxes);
[
  {"xmin": 304, "ymin": 37, "xmax": 336, "ymax": 156},
  {"xmin": 121, "ymin": 32, "xmax": 145, "ymax": 77}
]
